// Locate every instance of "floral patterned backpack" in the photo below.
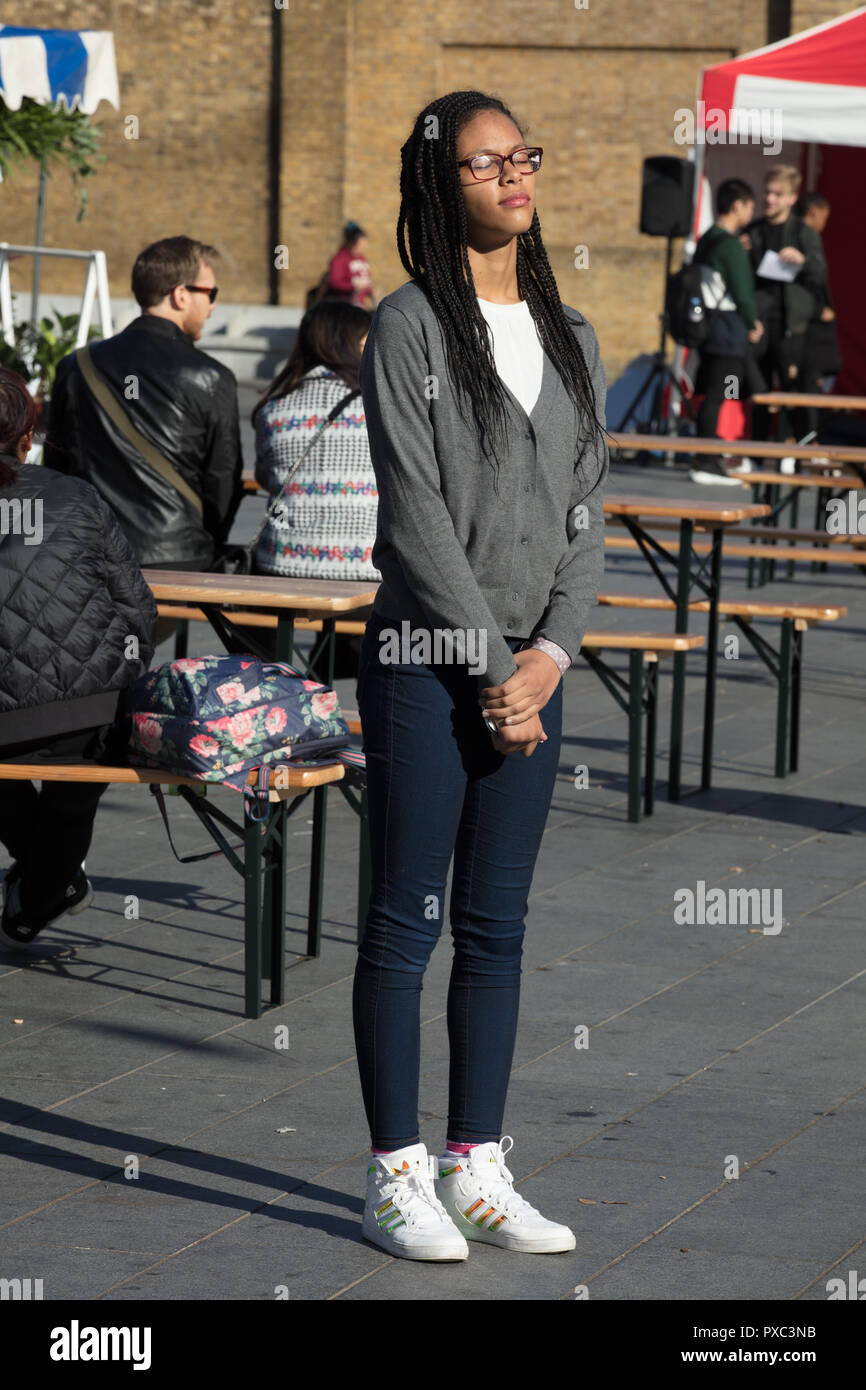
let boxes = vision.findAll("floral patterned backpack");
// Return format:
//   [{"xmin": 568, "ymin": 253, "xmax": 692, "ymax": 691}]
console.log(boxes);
[{"xmin": 126, "ymin": 655, "xmax": 350, "ymax": 821}]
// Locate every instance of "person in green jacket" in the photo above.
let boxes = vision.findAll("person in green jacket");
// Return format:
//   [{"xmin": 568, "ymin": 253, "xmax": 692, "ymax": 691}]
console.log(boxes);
[{"xmin": 692, "ymin": 178, "xmax": 764, "ymax": 480}]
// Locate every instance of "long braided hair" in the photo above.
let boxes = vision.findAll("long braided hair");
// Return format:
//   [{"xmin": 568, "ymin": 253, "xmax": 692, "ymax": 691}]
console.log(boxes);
[{"xmin": 397, "ymin": 90, "xmax": 604, "ymax": 489}]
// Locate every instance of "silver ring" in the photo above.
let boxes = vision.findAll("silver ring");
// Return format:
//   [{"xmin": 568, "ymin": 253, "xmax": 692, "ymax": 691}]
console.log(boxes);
[{"xmin": 483, "ymin": 715, "xmax": 501, "ymax": 736}]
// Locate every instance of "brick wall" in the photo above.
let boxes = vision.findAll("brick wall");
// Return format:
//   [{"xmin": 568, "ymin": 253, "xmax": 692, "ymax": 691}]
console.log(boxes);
[{"xmin": 2, "ymin": 1, "xmax": 786, "ymax": 381}]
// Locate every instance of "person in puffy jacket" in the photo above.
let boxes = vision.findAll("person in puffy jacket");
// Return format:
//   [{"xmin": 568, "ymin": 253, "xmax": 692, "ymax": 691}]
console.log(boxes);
[{"xmin": 0, "ymin": 368, "xmax": 157, "ymax": 948}]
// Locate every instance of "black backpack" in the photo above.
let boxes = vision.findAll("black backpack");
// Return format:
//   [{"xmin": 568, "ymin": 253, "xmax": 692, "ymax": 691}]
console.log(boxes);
[{"xmin": 666, "ymin": 228, "xmax": 728, "ymax": 350}]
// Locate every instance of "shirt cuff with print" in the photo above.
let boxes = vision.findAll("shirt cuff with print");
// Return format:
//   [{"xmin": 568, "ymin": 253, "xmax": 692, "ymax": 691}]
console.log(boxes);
[{"xmin": 524, "ymin": 635, "xmax": 572, "ymax": 675}]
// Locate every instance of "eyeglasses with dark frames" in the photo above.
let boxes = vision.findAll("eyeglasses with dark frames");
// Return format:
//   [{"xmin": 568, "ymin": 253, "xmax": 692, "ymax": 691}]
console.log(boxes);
[
  {"xmin": 184, "ymin": 284, "xmax": 219, "ymax": 303},
  {"xmin": 457, "ymin": 146, "xmax": 543, "ymax": 182}
]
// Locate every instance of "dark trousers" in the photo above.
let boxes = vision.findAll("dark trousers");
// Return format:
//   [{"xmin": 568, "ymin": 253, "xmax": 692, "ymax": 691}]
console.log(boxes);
[
  {"xmin": 0, "ymin": 726, "xmax": 113, "ymax": 922},
  {"xmin": 751, "ymin": 320, "xmax": 808, "ymax": 441},
  {"xmin": 696, "ymin": 353, "xmax": 745, "ymax": 444},
  {"xmin": 799, "ymin": 318, "xmax": 843, "ymax": 438},
  {"xmin": 352, "ymin": 611, "xmax": 563, "ymax": 1150}
]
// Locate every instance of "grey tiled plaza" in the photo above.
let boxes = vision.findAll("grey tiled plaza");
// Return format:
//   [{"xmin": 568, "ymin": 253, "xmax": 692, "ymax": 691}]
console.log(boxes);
[{"xmin": 1, "ymin": 438, "xmax": 864, "ymax": 1302}]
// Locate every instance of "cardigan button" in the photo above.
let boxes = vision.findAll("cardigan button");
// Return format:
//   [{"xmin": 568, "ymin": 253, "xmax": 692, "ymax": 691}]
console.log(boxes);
[{"xmin": 520, "ymin": 537, "xmax": 528, "ymax": 545}]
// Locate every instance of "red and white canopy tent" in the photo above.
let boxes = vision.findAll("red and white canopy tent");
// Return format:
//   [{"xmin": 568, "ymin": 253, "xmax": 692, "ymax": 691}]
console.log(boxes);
[{"xmin": 688, "ymin": 5, "xmax": 866, "ymax": 398}]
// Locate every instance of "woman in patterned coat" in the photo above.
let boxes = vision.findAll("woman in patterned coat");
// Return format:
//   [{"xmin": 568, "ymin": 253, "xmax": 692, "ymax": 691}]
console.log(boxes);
[{"xmin": 252, "ymin": 299, "xmax": 379, "ymax": 675}]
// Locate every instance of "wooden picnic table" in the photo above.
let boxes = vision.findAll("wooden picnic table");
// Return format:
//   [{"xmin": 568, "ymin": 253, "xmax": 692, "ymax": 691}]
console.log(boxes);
[
  {"xmin": 145, "ymin": 571, "xmax": 379, "ymax": 678},
  {"xmin": 603, "ymin": 495, "xmax": 769, "ymax": 802}
]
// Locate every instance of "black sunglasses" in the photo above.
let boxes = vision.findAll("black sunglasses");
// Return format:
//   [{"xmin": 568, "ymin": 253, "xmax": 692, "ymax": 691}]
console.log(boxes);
[{"xmin": 184, "ymin": 284, "xmax": 219, "ymax": 303}]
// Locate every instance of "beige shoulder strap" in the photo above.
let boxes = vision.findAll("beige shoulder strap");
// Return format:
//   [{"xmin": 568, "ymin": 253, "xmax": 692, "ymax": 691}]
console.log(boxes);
[{"xmin": 76, "ymin": 346, "xmax": 204, "ymax": 517}]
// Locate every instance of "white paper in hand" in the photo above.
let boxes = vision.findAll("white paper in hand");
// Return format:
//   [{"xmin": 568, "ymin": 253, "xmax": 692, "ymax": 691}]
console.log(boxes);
[{"xmin": 757, "ymin": 250, "xmax": 801, "ymax": 283}]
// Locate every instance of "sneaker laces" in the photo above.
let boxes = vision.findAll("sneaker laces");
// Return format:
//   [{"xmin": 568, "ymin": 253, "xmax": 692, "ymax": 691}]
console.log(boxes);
[
  {"xmin": 380, "ymin": 1155, "xmax": 449, "ymax": 1227},
  {"xmin": 472, "ymin": 1137, "xmax": 543, "ymax": 1221}
]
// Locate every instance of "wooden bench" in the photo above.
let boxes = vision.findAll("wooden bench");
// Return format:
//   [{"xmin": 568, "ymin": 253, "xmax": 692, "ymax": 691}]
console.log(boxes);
[
  {"xmin": 606, "ymin": 509, "xmax": 866, "ymax": 587},
  {"xmin": 608, "ymin": 433, "xmax": 866, "ymax": 468},
  {"xmin": 596, "ymin": 593, "xmax": 845, "ymax": 777},
  {"xmin": 0, "ymin": 758, "xmax": 355, "ymax": 1019},
  {"xmin": 605, "ymin": 531, "xmax": 866, "ymax": 582}
]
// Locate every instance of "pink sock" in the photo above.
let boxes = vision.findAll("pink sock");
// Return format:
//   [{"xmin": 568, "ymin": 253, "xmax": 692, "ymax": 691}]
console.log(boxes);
[{"xmin": 445, "ymin": 1141, "xmax": 479, "ymax": 1154}]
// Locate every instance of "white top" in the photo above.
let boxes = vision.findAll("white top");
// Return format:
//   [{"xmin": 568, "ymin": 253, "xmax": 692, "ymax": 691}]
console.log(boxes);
[
  {"xmin": 476, "ymin": 296, "xmax": 544, "ymax": 417},
  {"xmin": 474, "ymin": 296, "xmax": 570, "ymax": 674}
]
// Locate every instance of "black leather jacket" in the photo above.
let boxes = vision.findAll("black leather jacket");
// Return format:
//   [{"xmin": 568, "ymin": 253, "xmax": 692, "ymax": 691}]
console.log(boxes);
[{"xmin": 45, "ymin": 315, "xmax": 244, "ymax": 567}]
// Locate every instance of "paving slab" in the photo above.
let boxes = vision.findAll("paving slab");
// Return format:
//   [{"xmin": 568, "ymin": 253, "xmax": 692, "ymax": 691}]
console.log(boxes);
[{"xmin": 2, "ymin": 459, "xmax": 865, "ymax": 1300}]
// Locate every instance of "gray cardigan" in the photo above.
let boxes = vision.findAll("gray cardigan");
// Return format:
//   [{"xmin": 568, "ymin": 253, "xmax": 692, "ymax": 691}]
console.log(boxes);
[{"xmin": 359, "ymin": 279, "xmax": 608, "ymax": 687}]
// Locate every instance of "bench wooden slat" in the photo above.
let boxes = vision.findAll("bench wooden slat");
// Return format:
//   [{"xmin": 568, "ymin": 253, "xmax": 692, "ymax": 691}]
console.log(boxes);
[
  {"xmin": 730, "ymin": 471, "xmax": 865, "ymax": 488},
  {"xmin": 605, "ymin": 496, "xmax": 769, "ymax": 522},
  {"xmin": 581, "ymin": 630, "xmax": 703, "ymax": 652},
  {"xmin": 604, "ymin": 535, "xmax": 866, "ymax": 565},
  {"xmin": 144, "ymin": 570, "xmax": 378, "ymax": 612},
  {"xmin": 596, "ymin": 593, "xmax": 846, "ymax": 621},
  {"xmin": 607, "ymin": 516, "xmax": 866, "ymax": 545},
  {"xmin": 156, "ymin": 604, "xmax": 367, "ymax": 635},
  {"xmin": 0, "ymin": 761, "xmax": 345, "ymax": 796},
  {"xmin": 158, "ymin": 607, "xmax": 708, "ymax": 649}
]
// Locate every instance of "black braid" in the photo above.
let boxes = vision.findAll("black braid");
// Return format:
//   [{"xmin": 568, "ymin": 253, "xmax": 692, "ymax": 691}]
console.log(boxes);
[{"xmin": 397, "ymin": 90, "xmax": 604, "ymax": 491}]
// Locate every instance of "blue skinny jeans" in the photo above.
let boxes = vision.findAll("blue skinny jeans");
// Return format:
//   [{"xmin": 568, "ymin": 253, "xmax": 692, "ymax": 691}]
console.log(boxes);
[{"xmin": 352, "ymin": 610, "xmax": 563, "ymax": 1150}]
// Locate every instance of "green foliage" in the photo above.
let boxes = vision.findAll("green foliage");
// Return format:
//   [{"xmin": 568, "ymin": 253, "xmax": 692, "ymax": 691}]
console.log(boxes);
[
  {"xmin": 0, "ymin": 308, "xmax": 99, "ymax": 398},
  {"xmin": 0, "ymin": 97, "xmax": 105, "ymax": 220}
]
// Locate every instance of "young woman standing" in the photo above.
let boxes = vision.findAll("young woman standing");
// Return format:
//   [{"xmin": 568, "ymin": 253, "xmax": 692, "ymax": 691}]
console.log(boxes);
[{"xmin": 354, "ymin": 91, "xmax": 608, "ymax": 1261}]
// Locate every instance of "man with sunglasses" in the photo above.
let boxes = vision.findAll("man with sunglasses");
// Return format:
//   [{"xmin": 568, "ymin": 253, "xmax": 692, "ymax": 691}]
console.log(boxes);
[{"xmin": 46, "ymin": 236, "xmax": 243, "ymax": 571}]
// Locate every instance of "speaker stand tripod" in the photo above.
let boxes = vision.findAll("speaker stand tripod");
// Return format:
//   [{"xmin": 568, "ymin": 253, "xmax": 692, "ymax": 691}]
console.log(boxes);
[{"xmin": 614, "ymin": 235, "xmax": 689, "ymax": 455}]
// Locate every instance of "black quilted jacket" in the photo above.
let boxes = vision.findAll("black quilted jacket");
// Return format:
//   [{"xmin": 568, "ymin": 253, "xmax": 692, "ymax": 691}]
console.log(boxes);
[
  {"xmin": 44, "ymin": 314, "xmax": 244, "ymax": 567},
  {"xmin": 0, "ymin": 462, "xmax": 157, "ymax": 748}
]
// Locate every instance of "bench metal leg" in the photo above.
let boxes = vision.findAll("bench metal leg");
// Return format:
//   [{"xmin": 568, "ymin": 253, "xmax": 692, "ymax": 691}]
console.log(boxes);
[
  {"xmin": 628, "ymin": 650, "xmax": 643, "ymax": 824},
  {"xmin": 767, "ymin": 483, "xmax": 779, "ymax": 585},
  {"xmin": 700, "ymin": 530, "xmax": 722, "ymax": 792},
  {"xmin": 274, "ymin": 613, "xmax": 295, "ymax": 664},
  {"xmin": 790, "ymin": 626, "xmax": 803, "ymax": 774},
  {"xmin": 787, "ymin": 490, "xmax": 800, "ymax": 580},
  {"xmin": 174, "ymin": 619, "xmax": 189, "ymax": 660},
  {"xmin": 244, "ymin": 815, "xmax": 264, "ymax": 1019},
  {"xmin": 307, "ymin": 785, "xmax": 327, "ymax": 956},
  {"xmin": 268, "ymin": 802, "xmax": 288, "ymax": 1006},
  {"xmin": 667, "ymin": 518, "xmax": 693, "ymax": 802},
  {"xmin": 644, "ymin": 659, "xmax": 658, "ymax": 817},
  {"xmin": 775, "ymin": 618, "xmax": 794, "ymax": 777}
]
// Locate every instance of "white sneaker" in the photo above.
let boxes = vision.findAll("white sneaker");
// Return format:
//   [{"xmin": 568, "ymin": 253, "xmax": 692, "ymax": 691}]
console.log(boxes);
[
  {"xmin": 689, "ymin": 469, "xmax": 743, "ymax": 488},
  {"xmin": 436, "ymin": 1137, "xmax": 576, "ymax": 1253},
  {"xmin": 728, "ymin": 457, "xmax": 754, "ymax": 474},
  {"xmin": 362, "ymin": 1142, "xmax": 468, "ymax": 1261},
  {"xmin": 779, "ymin": 456, "xmax": 797, "ymax": 475}
]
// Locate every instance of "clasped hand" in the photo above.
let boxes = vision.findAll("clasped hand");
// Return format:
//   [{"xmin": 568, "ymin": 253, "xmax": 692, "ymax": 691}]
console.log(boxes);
[{"xmin": 479, "ymin": 649, "xmax": 562, "ymax": 758}]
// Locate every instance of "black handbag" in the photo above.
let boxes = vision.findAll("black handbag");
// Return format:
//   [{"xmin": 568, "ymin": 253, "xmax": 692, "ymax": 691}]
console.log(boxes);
[{"xmin": 212, "ymin": 387, "xmax": 360, "ymax": 575}]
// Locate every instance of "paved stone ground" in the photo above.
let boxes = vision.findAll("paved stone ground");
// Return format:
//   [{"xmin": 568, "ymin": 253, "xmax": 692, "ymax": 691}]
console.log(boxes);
[{"xmin": 1, "ymin": 414, "xmax": 864, "ymax": 1301}]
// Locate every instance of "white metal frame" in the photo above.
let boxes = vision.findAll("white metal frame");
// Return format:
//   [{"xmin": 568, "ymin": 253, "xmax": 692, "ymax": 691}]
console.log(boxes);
[{"xmin": 0, "ymin": 243, "xmax": 113, "ymax": 348}]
